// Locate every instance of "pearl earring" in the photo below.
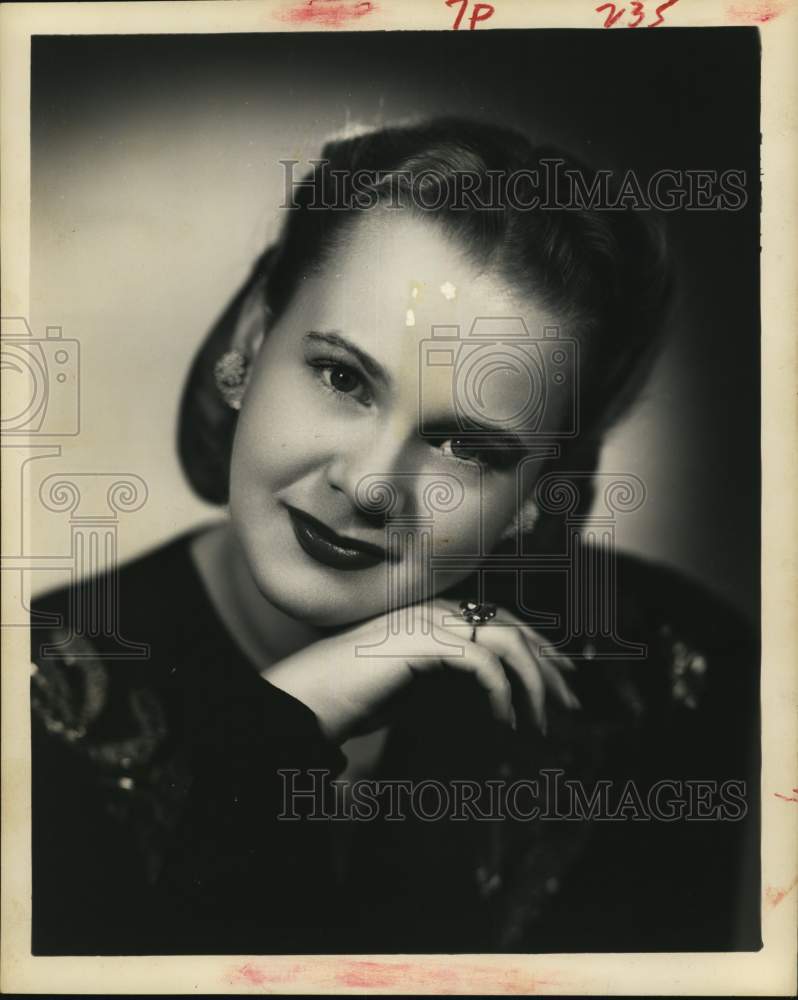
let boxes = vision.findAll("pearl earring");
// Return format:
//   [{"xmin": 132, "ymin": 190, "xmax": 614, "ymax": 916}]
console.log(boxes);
[{"xmin": 214, "ymin": 350, "xmax": 250, "ymax": 411}]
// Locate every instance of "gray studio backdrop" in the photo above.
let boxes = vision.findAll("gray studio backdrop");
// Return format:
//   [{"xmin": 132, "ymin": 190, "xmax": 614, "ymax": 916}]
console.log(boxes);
[{"xmin": 28, "ymin": 30, "xmax": 760, "ymax": 620}]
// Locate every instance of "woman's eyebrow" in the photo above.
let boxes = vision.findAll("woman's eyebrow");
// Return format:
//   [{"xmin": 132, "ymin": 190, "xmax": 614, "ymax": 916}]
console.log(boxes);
[{"xmin": 303, "ymin": 331, "xmax": 390, "ymax": 386}]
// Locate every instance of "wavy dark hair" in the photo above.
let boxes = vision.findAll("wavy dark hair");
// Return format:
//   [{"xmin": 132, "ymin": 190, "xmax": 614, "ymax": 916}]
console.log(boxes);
[{"xmin": 178, "ymin": 116, "xmax": 673, "ymax": 534}]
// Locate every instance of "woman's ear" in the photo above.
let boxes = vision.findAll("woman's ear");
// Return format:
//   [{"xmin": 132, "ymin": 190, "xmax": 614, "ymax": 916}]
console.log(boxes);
[
  {"xmin": 179, "ymin": 246, "xmax": 279, "ymax": 504},
  {"xmin": 214, "ymin": 278, "xmax": 274, "ymax": 411},
  {"xmin": 229, "ymin": 274, "xmax": 273, "ymax": 359}
]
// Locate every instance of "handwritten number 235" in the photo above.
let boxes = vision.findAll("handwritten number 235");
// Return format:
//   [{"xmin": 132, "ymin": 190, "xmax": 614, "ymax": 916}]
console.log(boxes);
[{"xmin": 596, "ymin": 0, "xmax": 679, "ymax": 28}]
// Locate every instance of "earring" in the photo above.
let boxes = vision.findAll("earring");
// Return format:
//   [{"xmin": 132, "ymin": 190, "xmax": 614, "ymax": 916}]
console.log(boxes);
[
  {"xmin": 214, "ymin": 350, "xmax": 250, "ymax": 411},
  {"xmin": 499, "ymin": 498, "xmax": 540, "ymax": 543},
  {"xmin": 518, "ymin": 498, "xmax": 540, "ymax": 535}
]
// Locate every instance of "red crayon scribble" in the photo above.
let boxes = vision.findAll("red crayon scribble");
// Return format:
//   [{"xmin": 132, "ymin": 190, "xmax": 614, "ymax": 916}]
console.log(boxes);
[
  {"xmin": 243, "ymin": 964, "xmax": 268, "ymax": 986},
  {"xmin": 336, "ymin": 961, "xmax": 557, "ymax": 993},
  {"xmin": 277, "ymin": 0, "xmax": 376, "ymax": 28},
  {"xmin": 227, "ymin": 959, "xmax": 558, "ymax": 994},
  {"xmin": 229, "ymin": 963, "xmax": 268, "ymax": 986},
  {"xmin": 335, "ymin": 961, "xmax": 416, "ymax": 989},
  {"xmin": 227, "ymin": 962, "xmax": 303, "ymax": 987},
  {"xmin": 402, "ymin": 966, "xmax": 462, "ymax": 991},
  {"xmin": 765, "ymin": 877, "xmax": 798, "ymax": 909},
  {"xmin": 774, "ymin": 787, "xmax": 798, "ymax": 803},
  {"xmin": 726, "ymin": 0, "xmax": 785, "ymax": 21}
]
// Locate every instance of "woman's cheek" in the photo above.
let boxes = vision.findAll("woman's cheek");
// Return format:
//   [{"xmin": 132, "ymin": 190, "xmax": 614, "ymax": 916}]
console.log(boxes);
[
  {"xmin": 427, "ymin": 491, "xmax": 482, "ymax": 556},
  {"xmin": 414, "ymin": 472, "xmax": 514, "ymax": 558},
  {"xmin": 244, "ymin": 365, "xmax": 324, "ymax": 461},
  {"xmin": 480, "ymin": 478, "xmax": 520, "ymax": 547}
]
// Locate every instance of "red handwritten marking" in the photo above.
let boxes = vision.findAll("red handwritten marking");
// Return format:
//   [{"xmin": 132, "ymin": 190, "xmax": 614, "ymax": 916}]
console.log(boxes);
[
  {"xmin": 765, "ymin": 877, "xmax": 798, "ymax": 909},
  {"xmin": 276, "ymin": 0, "xmax": 376, "ymax": 27},
  {"xmin": 726, "ymin": 0, "xmax": 785, "ymax": 21},
  {"xmin": 774, "ymin": 787, "xmax": 798, "ymax": 803},
  {"xmin": 446, "ymin": 0, "xmax": 496, "ymax": 30},
  {"xmin": 628, "ymin": 0, "xmax": 646, "ymax": 26},
  {"xmin": 595, "ymin": 0, "xmax": 680, "ymax": 27},
  {"xmin": 447, "ymin": 0, "xmax": 468, "ymax": 29},
  {"xmin": 648, "ymin": 0, "xmax": 679, "ymax": 26},
  {"xmin": 228, "ymin": 960, "xmax": 557, "ymax": 993},
  {"xmin": 596, "ymin": 2, "xmax": 626, "ymax": 26}
]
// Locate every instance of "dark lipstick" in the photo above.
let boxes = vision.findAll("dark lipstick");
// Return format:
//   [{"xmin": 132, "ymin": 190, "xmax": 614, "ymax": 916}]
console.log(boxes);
[{"xmin": 285, "ymin": 504, "xmax": 388, "ymax": 571}]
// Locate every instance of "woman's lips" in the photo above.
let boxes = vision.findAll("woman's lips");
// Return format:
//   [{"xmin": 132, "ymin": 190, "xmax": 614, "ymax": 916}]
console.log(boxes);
[{"xmin": 284, "ymin": 504, "xmax": 388, "ymax": 571}]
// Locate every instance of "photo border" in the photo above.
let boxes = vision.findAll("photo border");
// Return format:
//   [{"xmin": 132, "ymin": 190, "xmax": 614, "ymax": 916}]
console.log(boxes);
[{"xmin": 2, "ymin": 1, "xmax": 796, "ymax": 994}]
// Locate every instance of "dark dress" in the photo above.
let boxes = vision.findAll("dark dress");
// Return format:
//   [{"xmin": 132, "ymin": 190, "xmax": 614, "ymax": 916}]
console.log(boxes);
[{"xmin": 29, "ymin": 530, "xmax": 761, "ymax": 955}]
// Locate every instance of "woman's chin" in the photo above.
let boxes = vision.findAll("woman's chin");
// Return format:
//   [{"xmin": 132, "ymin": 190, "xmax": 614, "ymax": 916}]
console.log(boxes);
[{"xmin": 249, "ymin": 565, "xmax": 389, "ymax": 629}]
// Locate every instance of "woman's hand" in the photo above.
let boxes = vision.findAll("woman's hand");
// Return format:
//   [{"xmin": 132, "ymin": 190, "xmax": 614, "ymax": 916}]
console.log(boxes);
[{"xmin": 263, "ymin": 599, "xmax": 580, "ymax": 744}]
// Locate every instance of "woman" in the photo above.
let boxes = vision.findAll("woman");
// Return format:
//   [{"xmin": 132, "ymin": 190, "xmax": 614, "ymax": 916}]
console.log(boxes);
[{"xmin": 30, "ymin": 117, "xmax": 759, "ymax": 955}]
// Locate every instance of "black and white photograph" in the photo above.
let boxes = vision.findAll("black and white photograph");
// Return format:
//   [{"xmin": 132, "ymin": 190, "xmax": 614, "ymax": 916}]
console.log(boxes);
[{"xmin": 1, "ymin": 1, "xmax": 796, "ymax": 995}]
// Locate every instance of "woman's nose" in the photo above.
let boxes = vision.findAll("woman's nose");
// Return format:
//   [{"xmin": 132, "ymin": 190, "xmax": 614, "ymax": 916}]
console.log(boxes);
[{"xmin": 325, "ymin": 423, "xmax": 416, "ymax": 520}]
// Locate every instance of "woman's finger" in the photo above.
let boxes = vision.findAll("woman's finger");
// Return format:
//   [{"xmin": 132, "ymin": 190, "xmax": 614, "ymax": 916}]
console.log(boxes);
[
  {"xmin": 407, "ymin": 620, "xmax": 516, "ymax": 728},
  {"xmin": 435, "ymin": 602, "xmax": 581, "ymax": 725},
  {"xmin": 505, "ymin": 625, "xmax": 580, "ymax": 711},
  {"xmin": 459, "ymin": 622, "xmax": 548, "ymax": 733},
  {"xmin": 498, "ymin": 615, "xmax": 576, "ymax": 670},
  {"xmin": 536, "ymin": 655, "xmax": 581, "ymax": 710},
  {"xmin": 485, "ymin": 611, "xmax": 580, "ymax": 704},
  {"xmin": 516, "ymin": 622, "xmax": 578, "ymax": 672},
  {"xmin": 407, "ymin": 600, "xmax": 578, "ymax": 731}
]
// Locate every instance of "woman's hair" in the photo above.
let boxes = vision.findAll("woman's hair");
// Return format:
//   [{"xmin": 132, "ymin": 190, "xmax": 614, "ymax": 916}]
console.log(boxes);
[{"xmin": 178, "ymin": 116, "xmax": 673, "ymax": 520}]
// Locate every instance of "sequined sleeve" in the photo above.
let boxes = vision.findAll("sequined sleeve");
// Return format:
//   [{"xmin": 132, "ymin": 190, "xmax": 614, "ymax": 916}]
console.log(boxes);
[
  {"xmin": 30, "ymin": 624, "xmax": 347, "ymax": 954},
  {"xmin": 479, "ymin": 560, "xmax": 760, "ymax": 953}
]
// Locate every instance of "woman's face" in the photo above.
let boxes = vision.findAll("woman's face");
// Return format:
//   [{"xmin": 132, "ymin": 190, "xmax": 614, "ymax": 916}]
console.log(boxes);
[{"xmin": 229, "ymin": 213, "xmax": 568, "ymax": 627}]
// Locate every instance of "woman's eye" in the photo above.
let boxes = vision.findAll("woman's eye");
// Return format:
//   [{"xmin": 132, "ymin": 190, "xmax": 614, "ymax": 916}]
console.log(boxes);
[
  {"xmin": 444, "ymin": 437, "xmax": 479, "ymax": 462},
  {"xmin": 328, "ymin": 365, "xmax": 360, "ymax": 394},
  {"xmin": 314, "ymin": 361, "xmax": 373, "ymax": 405},
  {"xmin": 437, "ymin": 436, "xmax": 519, "ymax": 472}
]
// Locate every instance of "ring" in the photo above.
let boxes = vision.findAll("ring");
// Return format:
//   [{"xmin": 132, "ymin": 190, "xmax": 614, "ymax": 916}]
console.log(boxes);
[{"xmin": 459, "ymin": 599, "xmax": 497, "ymax": 626}]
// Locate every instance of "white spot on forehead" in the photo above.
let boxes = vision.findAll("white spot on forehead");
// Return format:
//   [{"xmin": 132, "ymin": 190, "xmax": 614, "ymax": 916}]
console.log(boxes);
[{"xmin": 440, "ymin": 281, "xmax": 457, "ymax": 300}]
